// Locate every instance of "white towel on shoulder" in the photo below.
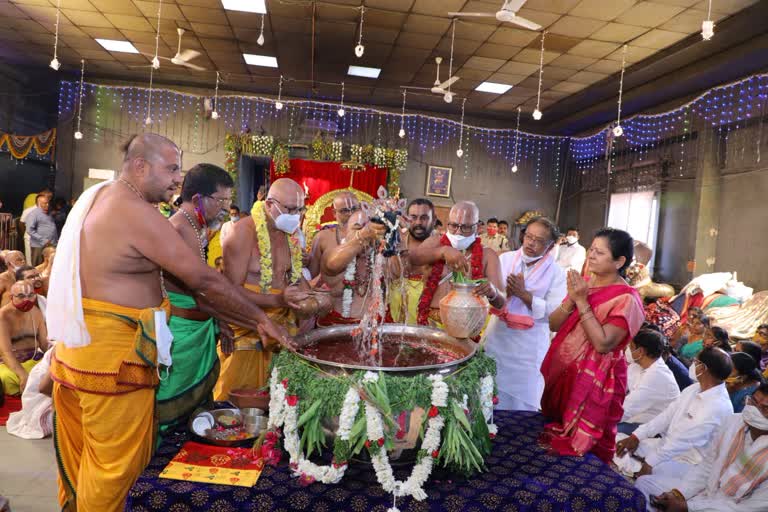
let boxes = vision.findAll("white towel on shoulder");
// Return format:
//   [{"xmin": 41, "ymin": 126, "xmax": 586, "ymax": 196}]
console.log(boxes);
[{"xmin": 46, "ymin": 180, "xmax": 113, "ymax": 348}]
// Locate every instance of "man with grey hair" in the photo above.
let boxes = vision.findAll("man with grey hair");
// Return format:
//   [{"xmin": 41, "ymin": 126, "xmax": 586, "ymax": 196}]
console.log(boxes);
[
  {"xmin": 409, "ymin": 200, "xmax": 505, "ymax": 329},
  {"xmin": 48, "ymin": 133, "xmax": 291, "ymax": 512},
  {"xmin": 483, "ymin": 216, "xmax": 566, "ymax": 411}
]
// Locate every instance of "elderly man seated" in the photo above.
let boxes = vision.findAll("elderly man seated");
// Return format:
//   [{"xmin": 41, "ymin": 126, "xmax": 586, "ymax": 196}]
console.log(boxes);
[
  {"xmin": 616, "ymin": 347, "xmax": 734, "ymax": 506},
  {"xmin": 619, "ymin": 328, "xmax": 681, "ymax": 435},
  {"xmin": 0, "ymin": 281, "xmax": 48, "ymax": 396},
  {"xmin": 14, "ymin": 265, "xmax": 47, "ymax": 315},
  {"xmin": 649, "ymin": 383, "xmax": 768, "ymax": 512}
]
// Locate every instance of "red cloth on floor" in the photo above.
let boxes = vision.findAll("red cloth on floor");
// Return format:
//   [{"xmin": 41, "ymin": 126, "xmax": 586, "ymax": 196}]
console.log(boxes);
[{"xmin": 0, "ymin": 395, "xmax": 22, "ymax": 425}]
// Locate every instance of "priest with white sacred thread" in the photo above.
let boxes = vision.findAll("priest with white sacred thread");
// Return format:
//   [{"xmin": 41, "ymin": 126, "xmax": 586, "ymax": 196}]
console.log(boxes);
[{"xmin": 482, "ymin": 216, "xmax": 566, "ymax": 411}]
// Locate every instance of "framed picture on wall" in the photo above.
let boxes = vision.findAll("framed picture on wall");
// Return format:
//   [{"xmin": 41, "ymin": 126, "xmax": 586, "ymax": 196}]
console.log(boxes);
[{"xmin": 425, "ymin": 165, "xmax": 452, "ymax": 198}]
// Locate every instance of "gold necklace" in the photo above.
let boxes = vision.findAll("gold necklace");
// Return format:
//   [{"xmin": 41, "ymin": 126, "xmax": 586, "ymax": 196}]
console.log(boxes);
[{"xmin": 118, "ymin": 178, "xmax": 145, "ymax": 201}]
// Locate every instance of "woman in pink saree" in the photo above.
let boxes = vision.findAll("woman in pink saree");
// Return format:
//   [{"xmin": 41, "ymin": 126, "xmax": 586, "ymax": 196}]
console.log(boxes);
[{"xmin": 540, "ymin": 228, "xmax": 645, "ymax": 463}]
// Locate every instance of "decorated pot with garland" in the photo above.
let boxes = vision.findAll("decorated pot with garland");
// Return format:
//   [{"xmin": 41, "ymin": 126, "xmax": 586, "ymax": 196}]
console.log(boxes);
[{"xmin": 264, "ymin": 324, "xmax": 498, "ymax": 507}]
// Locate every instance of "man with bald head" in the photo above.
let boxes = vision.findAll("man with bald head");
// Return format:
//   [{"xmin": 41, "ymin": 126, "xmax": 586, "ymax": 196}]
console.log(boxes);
[
  {"xmin": 0, "ymin": 251, "xmax": 26, "ymax": 306},
  {"xmin": 308, "ymin": 190, "xmax": 361, "ymax": 279},
  {"xmin": 409, "ymin": 200, "xmax": 505, "ymax": 329},
  {"xmin": 218, "ymin": 177, "xmax": 329, "ymax": 400},
  {"xmin": 0, "ymin": 281, "xmax": 48, "ymax": 396},
  {"xmin": 48, "ymin": 134, "xmax": 289, "ymax": 512}
]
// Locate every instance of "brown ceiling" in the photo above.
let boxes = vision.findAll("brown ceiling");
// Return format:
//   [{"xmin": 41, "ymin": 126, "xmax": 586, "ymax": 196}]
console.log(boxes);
[{"xmin": 0, "ymin": 0, "xmax": 760, "ymax": 121}]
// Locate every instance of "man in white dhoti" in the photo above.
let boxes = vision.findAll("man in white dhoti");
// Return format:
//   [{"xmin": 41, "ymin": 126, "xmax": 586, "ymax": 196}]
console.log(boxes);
[
  {"xmin": 482, "ymin": 216, "xmax": 566, "ymax": 411},
  {"xmin": 649, "ymin": 383, "xmax": 768, "ymax": 512},
  {"xmin": 615, "ymin": 347, "xmax": 734, "ymax": 509}
]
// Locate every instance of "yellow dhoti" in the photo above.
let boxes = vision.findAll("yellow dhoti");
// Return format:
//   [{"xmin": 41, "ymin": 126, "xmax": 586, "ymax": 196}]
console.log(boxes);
[
  {"xmin": 50, "ymin": 298, "xmax": 168, "ymax": 512},
  {"xmin": 388, "ymin": 276, "xmax": 425, "ymax": 325},
  {"xmin": 0, "ymin": 358, "xmax": 39, "ymax": 396},
  {"xmin": 213, "ymin": 283, "xmax": 296, "ymax": 401}
]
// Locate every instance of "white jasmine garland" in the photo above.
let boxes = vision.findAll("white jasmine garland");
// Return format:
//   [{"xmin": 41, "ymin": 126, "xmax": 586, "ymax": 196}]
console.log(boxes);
[
  {"xmin": 479, "ymin": 374, "xmax": 497, "ymax": 436},
  {"xmin": 337, "ymin": 387, "xmax": 361, "ymax": 440},
  {"xmin": 341, "ymin": 256, "xmax": 356, "ymax": 317}
]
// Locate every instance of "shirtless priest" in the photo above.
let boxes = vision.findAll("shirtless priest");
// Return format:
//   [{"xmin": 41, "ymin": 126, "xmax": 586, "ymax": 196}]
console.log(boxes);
[
  {"xmin": 319, "ymin": 208, "xmax": 386, "ymax": 324},
  {"xmin": 0, "ymin": 281, "xmax": 47, "ymax": 396},
  {"xmin": 308, "ymin": 190, "xmax": 361, "ymax": 280},
  {"xmin": 409, "ymin": 200, "xmax": 505, "ymax": 328},
  {"xmin": 217, "ymin": 178, "xmax": 330, "ymax": 400}
]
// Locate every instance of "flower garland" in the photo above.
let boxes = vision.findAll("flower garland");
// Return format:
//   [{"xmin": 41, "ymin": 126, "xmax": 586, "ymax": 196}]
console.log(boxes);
[
  {"xmin": 341, "ymin": 242, "xmax": 374, "ymax": 318},
  {"xmin": 417, "ymin": 235, "xmax": 484, "ymax": 326},
  {"xmin": 250, "ymin": 201, "xmax": 302, "ymax": 290}
]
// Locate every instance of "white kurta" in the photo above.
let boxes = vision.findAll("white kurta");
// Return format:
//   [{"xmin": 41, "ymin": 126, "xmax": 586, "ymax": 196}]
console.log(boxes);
[
  {"xmin": 556, "ymin": 242, "xmax": 586, "ymax": 273},
  {"xmin": 483, "ymin": 250, "xmax": 566, "ymax": 411}
]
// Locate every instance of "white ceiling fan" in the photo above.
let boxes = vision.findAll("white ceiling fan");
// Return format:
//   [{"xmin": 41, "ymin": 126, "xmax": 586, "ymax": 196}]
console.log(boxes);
[
  {"xmin": 136, "ymin": 28, "xmax": 206, "ymax": 71},
  {"xmin": 430, "ymin": 56, "xmax": 459, "ymax": 102},
  {"xmin": 448, "ymin": 0, "xmax": 542, "ymax": 31}
]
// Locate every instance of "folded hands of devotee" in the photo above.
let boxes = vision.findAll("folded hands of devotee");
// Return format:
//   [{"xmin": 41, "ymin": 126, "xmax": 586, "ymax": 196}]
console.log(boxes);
[{"xmin": 566, "ymin": 269, "xmax": 589, "ymax": 303}]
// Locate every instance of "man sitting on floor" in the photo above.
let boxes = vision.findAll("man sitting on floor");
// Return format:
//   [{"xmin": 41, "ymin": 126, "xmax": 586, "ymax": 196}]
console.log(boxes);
[
  {"xmin": 0, "ymin": 251, "xmax": 25, "ymax": 306},
  {"xmin": 616, "ymin": 347, "xmax": 734, "ymax": 505},
  {"xmin": 14, "ymin": 265, "xmax": 47, "ymax": 315},
  {"xmin": 619, "ymin": 328, "xmax": 680, "ymax": 435},
  {"xmin": 650, "ymin": 383, "xmax": 768, "ymax": 512},
  {"xmin": 0, "ymin": 281, "xmax": 48, "ymax": 396}
]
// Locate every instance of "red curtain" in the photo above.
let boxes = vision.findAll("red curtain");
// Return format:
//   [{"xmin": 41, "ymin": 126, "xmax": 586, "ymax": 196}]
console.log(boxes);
[{"xmin": 270, "ymin": 159, "xmax": 388, "ymax": 223}]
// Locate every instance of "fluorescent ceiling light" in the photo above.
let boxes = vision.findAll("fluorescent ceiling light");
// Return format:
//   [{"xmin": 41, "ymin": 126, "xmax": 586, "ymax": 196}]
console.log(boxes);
[
  {"xmin": 348, "ymin": 65, "xmax": 381, "ymax": 78},
  {"xmin": 95, "ymin": 39, "xmax": 139, "ymax": 54},
  {"xmin": 475, "ymin": 82, "xmax": 513, "ymax": 94},
  {"xmin": 222, "ymin": 0, "xmax": 266, "ymax": 14},
  {"xmin": 243, "ymin": 54, "xmax": 278, "ymax": 67}
]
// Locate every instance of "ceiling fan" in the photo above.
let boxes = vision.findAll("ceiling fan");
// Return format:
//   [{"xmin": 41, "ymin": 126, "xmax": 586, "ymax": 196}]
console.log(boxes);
[
  {"xmin": 430, "ymin": 56, "xmax": 459, "ymax": 103},
  {"xmin": 135, "ymin": 28, "xmax": 206, "ymax": 71},
  {"xmin": 448, "ymin": 0, "xmax": 542, "ymax": 31}
]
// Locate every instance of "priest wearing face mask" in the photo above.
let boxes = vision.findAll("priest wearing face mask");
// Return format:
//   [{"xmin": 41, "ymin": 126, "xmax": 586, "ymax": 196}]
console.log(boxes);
[
  {"xmin": 409, "ymin": 200, "xmax": 505, "ymax": 330},
  {"xmin": 616, "ymin": 347, "xmax": 734, "ymax": 505},
  {"xmin": 556, "ymin": 227, "xmax": 587, "ymax": 273},
  {"xmin": 650, "ymin": 383, "xmax": 768, "ymax": 512},
  {"xmin": 217, "ymin": 178, "xmax": 327, "ymax": 399},
  {"xmin": 0, "ymin": 281, "xmax": 48, "ymax": 396},
  {"xmin": 482, "ymin": 216, "xmax": 566, "ymax": 411}
]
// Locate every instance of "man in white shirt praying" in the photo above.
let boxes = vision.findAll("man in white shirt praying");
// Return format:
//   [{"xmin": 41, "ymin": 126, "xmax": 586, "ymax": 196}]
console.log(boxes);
[
  {"xmin": 555, "ymin": 227, "xmax": 586, "ymax": 273},
  {"xmin": 619, "ymin": 328, "xmax": 681, "ymax": 434},
  {"xmin": 650, "ymin": 383, "xmax": 768, "ymax": 512},
  {"xmin": 616, "ymin": 347, "xmax": 735, "ymax": 507}
]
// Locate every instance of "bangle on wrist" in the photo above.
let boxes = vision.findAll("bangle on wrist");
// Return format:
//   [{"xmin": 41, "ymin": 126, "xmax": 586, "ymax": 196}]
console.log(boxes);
[{"xmin": 559, "ymin": 303, "xmax": 573, "ymax": 314}]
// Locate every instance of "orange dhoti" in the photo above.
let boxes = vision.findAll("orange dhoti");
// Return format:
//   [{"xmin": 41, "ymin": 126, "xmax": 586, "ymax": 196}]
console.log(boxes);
[
  {"xmin": 213, "ymin": 284, "xmax": 296, "ymax": 401},
  {"xmin": 50, "ymin": 298, "xmax": 168, "ymax": 512}
]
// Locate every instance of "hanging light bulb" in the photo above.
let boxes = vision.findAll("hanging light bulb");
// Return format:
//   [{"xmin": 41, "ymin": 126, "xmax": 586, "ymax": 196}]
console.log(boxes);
[
  {"xmin": 511, "ymin": 164, "xmax": 518, "ymax": 173},
  {"xmin": 338, "ymin": 82, "xmax": 345, "ymax": 117},
  {"xmin": 50, "ymin": 0, "xmax": 62, "ymax": 71},
  {"xmin": 613, "ymin": 125, "xmax": 623, "ymax": 137},
  {"xmin": 456, "ymin": 98, "xmax": 466, "ymax": 159},
  {"xmin": 398, "ymin": 90, "xmax": 407, "ymax": 139},
  {"xmin": 257, "ymin": 14, "xmax": 265, "ymax": 46},
  {"xmin": 211, "ymin": 71, "xmax": 220, "ymax": 120},
  {"xmin": 211, "ymin": 111, "xmax": 219, "ymax": 119},
  {"xmin": 275, "ymin": 75, "xmax": 284, "ymax": 111},
  {"xmin": 150, "ymin": 0, "xmax": 162, "ymax": 70},
  {"xmin": 355, "ymin": 6, "xmax": 365, "ymax": 58},
  {"xmin": 532, "ymin": 31, "xmax": 546, "ymax": 122},
  {"xmin": 145, "ymin": 116, "xmax": 152, "ymax": 126},
  {"xmin": 74, "ymin": 131, "xmax": 83, "ymax": 140},
  {"xmin": 511, "ymin": 107, "xmax": 521, "ymax": 174},
  {"xmin": 701, "ymin": 20, "xmax": 714, "ymax": 40},
  {"xmin": 398, "ymin": 128, "xmax": 405, "ymax": 138},
  {"xmin": 613, "ymin": 45, "xmax": 627, "ymax": 140},
  {"xmin": 337, "ymin": 108, "xmax": 345, "ymax": 117},
  {"xmin": 444, "ymin": 92, "xmax": 453, "ymax": 103},
  {"xmin": 151, "ymin": 56, "xmax": 160, "ymax": 69},
  {"xmin": 456, "ymin": 148, "xmax": 464, "ymax": 158},
  {"xmin": 49, "ymin": 57, "xmax": 61, "ymax": 71},
  {"xmin": 275, "ymin": 101, "xmax": 283, "ymax": 110},
  {"xmin": 74, "ymin": 59, "xmax": 86, "ymax": 140},
  {"xmin": 532, "ymin": 108, "xmax": 542, "ymax": 120}
]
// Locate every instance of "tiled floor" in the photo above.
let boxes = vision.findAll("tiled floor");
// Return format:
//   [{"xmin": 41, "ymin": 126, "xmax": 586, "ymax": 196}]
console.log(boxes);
[{"xmin": 0, "ymin": 427, "xmax": 58, "ymax": 512}]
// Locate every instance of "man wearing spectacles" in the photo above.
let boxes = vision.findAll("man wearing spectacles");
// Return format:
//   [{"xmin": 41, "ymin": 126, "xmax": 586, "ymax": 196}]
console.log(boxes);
[
  {"xmin": 650, "ymin": 383, "xmax": 768, "ymax": 511},
  {"xmin": 389, "ymin": 198, "xmax": 437, "ymax": 324},
  {"xmin": 219, "ymin": 177, "xmax": 328, "ymax": 400},
  {"xmin": 308, "ymin": 191, "xmax": 361, "ymax": 280},
  {"xmin": 0, "ymin": 281, "xmax": 48, "ymax": 397},
  {"xmin": 409, "ymin": 201, "xmax": 505, "ymax": 329}
]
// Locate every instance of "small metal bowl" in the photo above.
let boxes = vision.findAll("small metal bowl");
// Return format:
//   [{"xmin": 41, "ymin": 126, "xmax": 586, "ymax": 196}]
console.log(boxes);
[{"xmin": 188, "ymin": 408, "xmax": 260, "ymax": 447}]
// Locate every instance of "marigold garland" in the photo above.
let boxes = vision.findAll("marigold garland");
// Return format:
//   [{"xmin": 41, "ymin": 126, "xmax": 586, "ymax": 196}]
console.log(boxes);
[
  {"xmin": 417, "ymin": 235, "xmax": 484, "ymax": 326},
  {"xmin": 251, "ymin": 201, "xmax": 303, "ymax": 290}
]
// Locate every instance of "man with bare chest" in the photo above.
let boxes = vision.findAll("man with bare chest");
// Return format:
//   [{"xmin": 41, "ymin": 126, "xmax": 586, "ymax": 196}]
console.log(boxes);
[
  {"xmin": 319, "ymin": 209, "xmax": 387, "ymax": 324},
  {"xmin": 48, "ymin": 134, "xmax": 289, "ymax": 512},
  {"xmin": 0, "ymin": 281, "xmax": 47, "ymax": 396},
  {"xmin": 409, "ymin": 200, "xmax": 506, "ymax": 329},
  {"xmin": 389, "ymin": 198, "xmax": 438, "ymax": 324},
  {"xmin": 0, "ymin": 251, "xmax": 26, "ymax": 306},
  {"xmin": 217, "ymin": 178, "xmax": 328, "ymax": 399}
]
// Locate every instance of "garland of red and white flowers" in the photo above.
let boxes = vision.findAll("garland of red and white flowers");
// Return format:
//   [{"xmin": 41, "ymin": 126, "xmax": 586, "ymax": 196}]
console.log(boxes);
[
  {"xmin": 341, "ymin": 247, "xmax": 374, "ymax": 318},
  {"xmin": 265, "ymin": 367, "xmax": 497, "ymax": 509}
]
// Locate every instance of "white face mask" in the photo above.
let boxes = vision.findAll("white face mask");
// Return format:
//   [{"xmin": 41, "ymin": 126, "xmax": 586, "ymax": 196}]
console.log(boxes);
[
  {"xmin": 566, "ymin": 235, "xmax": 578, "ymax": 245},
  {"xmin": 446, "ymin": 232, "xmax": 476, "ymax": 251},
  {"xmin": 689, "ymin": 362, "xmax": 704, "ymax": 382},
  {"xmin": 271, "ymin": 204, "xmax": 301, "ymax": 234},
  {"xmin": 521, "ymin": 243, "xmax": 553, "ymax": 264},
  {"xmin": 742, "ymin": 404, "xmax": 768, "ymax": 430}
]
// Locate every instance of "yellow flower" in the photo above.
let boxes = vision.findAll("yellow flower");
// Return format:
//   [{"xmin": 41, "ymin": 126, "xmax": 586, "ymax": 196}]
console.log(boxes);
[{"xmin": 251, "ymin": 201, "xmax": 302, "ymax": 290}]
